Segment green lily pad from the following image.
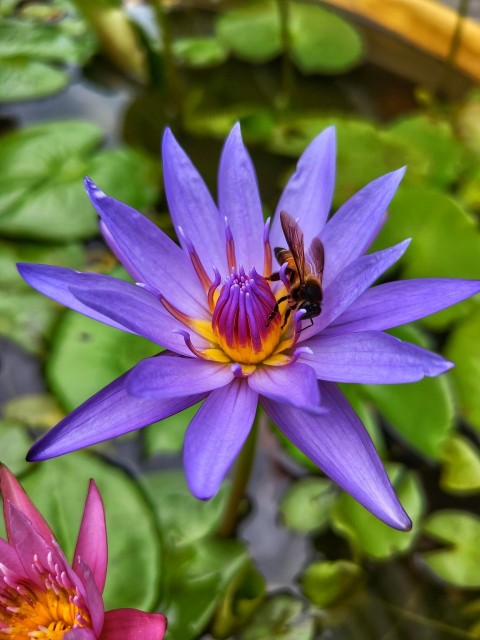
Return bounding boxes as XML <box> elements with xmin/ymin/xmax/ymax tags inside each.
<box><xmin>361</xmin><ymin>326</ymin><xmax>455</xmax><ymax>460</ymax></box>
<box><xmin>373</xmin><ymin>186</ymin><xmax>480</xmax><ymax>328</ymax></box>
<box><xmin>0</xmin><ymin>289</ymin><xmax>58</xmax><ymax>354</ymax></box>
<box><xmin>143</xmin><ymin>469</ymin><xmax>228</xmax><ymax>546</ymax></box>
<box><xmin>242</xmin><ymin>594</ymin><xmax>315</xmax><ymax>640</ymax></box>
<box><xmin>440</xmin><ymin>434</ymin><xmax>480</xmax><ymax>493</ymax></box>
<box><xmin>47</xmin><ymin>308</ymin><xmax>159</xmax><ymax>411</ymax></box>
<box><xmin>211</xmin><ymin>562</ymin><xmax>266</xmax><ymax>638</ymax></box>
<box><xmin>144</xmin><ymin>470</ymin><xmax>249</xmax><ymax>639</ymax></box>
<box><xmin>279</xmin><ymin>477</ymin><xmax>337</xmax><ymax>534</ymax></box>
<box><xmin>0</xmin><ymin>121</ymin><xmax>160</xmax><ymax>241</ymax></box>
<box><xmin>388</xmin><ymin>115</ymin><xmax>465</xmax><ymax>189</ymax></box>
<box><xmin>3</xmin><ymin>393</ymin><xmax>64</xmax><ymax>430</ymax></box>
<box><xmin>421</xmin><ymin>511</ymin><xmax>480</xmax><ymax>588</ymax></box>
<box><xmin>216</xmin><ymin>0</ymin><xmax>362</xmax><ymax>75</ymax></box>
<box><xmin>301</xmin><ymin>560</ymin><xmax>363</xmax><ymax>608</ymax></box>
<box><xmin>331</xmin><ymin>464</ymin><xmax>424</xmax><ymax>559</ymax></box>
<box><xmin>444</xmin><ymin>308</ymin><xmax>480</xmax><ymax>431</ymax></box>
<box><xmin>0</xmin><ymin>420</ymin><xmax>32</xmax><ymax>475</ymax></box>
<box><xmin>0</xmin><ymin>11</ymin><xmax>96</xmax><ymax>101</ymax></box>
<box><xmin>216</xmin><ymin>0</ymin><xmax>281</xmax><ymax>64</ymax></box>
<box><xmin>173</xmin><ymin>36</ymin><xmax>229</xmax><ymax>68</ymax></box>
<box><xmin>21</xmin><ymin>452</ymin><xmax>162</xmax><ymax>609</ymax></box>
<box><xmin>143</xmin><ymin>402</ymin><xmax>200</xmax><ymax>456</ymax></box>
<box><xmin>289</xmin><ymin>3</ymin><xmax>363</xmax><ymax>75</ymax></box>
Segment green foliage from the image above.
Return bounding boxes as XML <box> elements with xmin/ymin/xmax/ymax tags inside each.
<box><xmin>144</xmin><ymin>471</ymin><xmax>253</xmax><ymax>639</ymax></box>
<box><xmin>241</xmin><ymin>594</ymin><xmax>315</xmax><ymax>639</ymax></box>
<box><xmin>0</xmin><ymin>3</ymin><xmax>96</xmax><ymax>101</ymax></box>
<box><xmin>0</xmin><ymin>121</ymin><xmax>160</xmax><ymax>241</ymax></box>
<box><xmin>440</xmin><ymin>434</ymin><xmax>480</xmax><ymax>494</ymax></box>
<box><xmin>301</xmin><ymin>560</ymin><xmax>363</xmax><ymax>608</ymax></box>
<box><xmin>47</xmin><ymin>308</ymin><xmax>159</xmax><ymax>411</ymax></box>
<box><xmin>331</xmin><ymin>465</ymin><xmax>424</xmax><ymax>559</ymax></box>
<box><xmin>173</xmin><ymin>37</ymin><xmax>229</xmax><ymax>68</ymax></box>
<box><xmin>362</xmin><ymin>325</ymin><xmax>455</xmax><ymax>459</ymax></box>
<box><xmin>22</xmin><ymin>453</ymin><xmax>161</xmax><ymax>609</ymax></box>
<box><xmin>0</xmin><ymin>420</ymin><xmax>32</xmax><ymax>475</ymax></box>
<box><xmin>216</xmin><ymin>0</ymin><xmax>362</xmax><ymax>74</ymax></box>
<box><xmin>444</xmin><ymin>308</ymin><xmax>480</xmax><ymax>431</ymax></box>
<box><xmin>279</xmin><ymin>477</ymin><xmax>337</xmax><ymax>534</ymax></box>
<box><xmin>421</xmin><ymin>511</ymin><xmax>480</xmax><ymax>588</ymax></box>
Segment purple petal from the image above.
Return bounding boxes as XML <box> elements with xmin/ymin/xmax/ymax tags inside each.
<box><xmin>84</xmin><ymin>177</ymin><xmax>207</xmax><ymax>315</ymax></box>
<box><xmin>127</xmin><ymin>355</ymin><xmax>233</xmax><ymax>398</ymax></box>
<box><xmin>262</xmin><ymin>382</ymin><xmax>411</xmax><ymax>530</ymax></box>
<box><xmin>248</xmin><ymin>362</ymin><xmax>322</xmax><ymax>411</ymax></box>
<box><xmin>100</xmin><ymin>609</ymin><xmax>167</xmax><ymax>640</ymax></box>
<box><xmin>271</xmin><ymin>127</ymin><xmax>336</xmax><ymax>248</ymax></box>
<box><xmin>218</xmin><ymin>124</ymin><xmax>264</xmax><ymax>270</ymax></box>
<box><xmin>300</xmin><ymin>331</ymin><xmax>453</xmax><ymax>383</ymax></box>
<box><xmin>184</xmin><ymin>380</ymin><xmax>257</xmax><ymax>499</ymax></box>
<box><xmin>27</xmin><ymin>371</ymin><xmax>206</xmax><ymax>461</ymax></box>
<box><xmin>17</xmin><ymin>264</ymin><xmax>133</xmax><ymax>333</ymax></box>
<box><xmin>321</xmin><ymin>168</ymin><xmax>405</xmax><ymax>287</ymax></box>
<box><xmin>68</xmin><ymin>278</ymin><xmax>209</xmax><ymax>354</ymax></box>
<box><xmin>73</xmin><ymin>480</ymin><xmax>107</xmax><ymax>595</ymax></box>
<box><xmin>162</xmin><ymin>129</ymin><xmax>226</xmax><ymax>274</ymax></box>
<box><xmin>301</xmin><ymin>239</ymin><xmax>411</xmax><ymax>342</ymax></box>
<box><xmin>328</xmin><ymin>278</ymin><xmax>480</xmax><ymax>334</ymax></box>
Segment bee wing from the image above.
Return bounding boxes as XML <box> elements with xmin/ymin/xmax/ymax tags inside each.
<box><xmin>280</xmin><ymin>210</ymin><xmax>306</xmax><ymax>280</ymax></box>
<box><xmin>308</xmin><ymin>236</ymin><xmax>325</xmax><ymax>286</ymax></box>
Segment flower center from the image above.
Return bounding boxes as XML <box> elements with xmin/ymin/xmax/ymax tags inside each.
<box><xmin>211</xmin><ymin>267</ymin><xmax>281</xmax><ymax>364</ymax></box>
<box><xmin>0</xmin><ymin>561</ymin><xmax>91</xmax><ymax>640</ymax></box>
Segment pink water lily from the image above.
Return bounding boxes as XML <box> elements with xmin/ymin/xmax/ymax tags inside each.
<box><xmin>0</xmin><ymin>465</ymin><xmax>166</xmax><ymax>639</ymax></box>
<box><xmin>18</xmin><ymin>125</ymin><xmax>480</xmax><ymax>531</ymax></box>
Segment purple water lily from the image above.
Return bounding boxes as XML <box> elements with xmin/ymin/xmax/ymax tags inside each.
<box><xmin>19</xmin><ymin>125</ymin><xmax>480</xmax><ymax>530</ymax></box>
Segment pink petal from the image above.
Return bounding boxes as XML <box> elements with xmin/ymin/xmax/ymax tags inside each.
<box><xmin>75</xmin><ymin>557</ymin><xmax>105</xmax><ymax>637</ymax></box>
<box><xmin>0</xmin><ymin>465</ymin><xmax>53</xmax><ymax>545</ymax></box>
<box><xmin>100</xmin><ymin>608</ymin><xmax>167</xmax><ymax>640</ymax></box>
<box><xmin>73</xmin><ymin>480</ymin><xmax>108</xmax><ymax>595</ymax></box>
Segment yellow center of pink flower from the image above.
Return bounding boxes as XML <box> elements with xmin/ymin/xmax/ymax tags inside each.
<box><xmin>0</xmin><ymin>560</ymin><xmax>91</xmax><ymax>640</ymax></box>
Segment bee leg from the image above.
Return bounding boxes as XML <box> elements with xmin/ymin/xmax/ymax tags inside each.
<box><xmin>281</xmin><ymin>304</ymin><xmax>297</xmax><ymax>329</ymax></box>
<box><xmin>266</xmin><ymin>272</ymin><xmax>281</xmax><ymax>282</ymax></box>
<box><xmin>266</xmin><ymin>295</ymin><xmax>289</xmax><ymax>327</ymax></box>
<box><xmin>297</xmin><ymin>317</ymin><xmax>314</xmax><ymax>334</ymax></box>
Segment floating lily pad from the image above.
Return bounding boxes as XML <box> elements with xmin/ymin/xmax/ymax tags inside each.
<box><xmin>173</xmin><ymin>36</ymin><xmax>229</xmax><ymax>68</ymax></box>
<box><xmin>144</xmin><ymin>470</ymin><xmax>249</xmax><ymax>640</ymax></box>
<box><xmin>362</xmin><ymin>326</ymin><xmax>455</xmax><ymax>460</ymax></box>
<box><xmin>289</xmin><ymin>3</ymin><xmax>363</xmax><ymax>75</ymax></box>
<box><xmin>144</xmin><ymin>402</ymin><xmax>200</xmax><ymax>456</ymax></box>
<box><xmin>0</xmin><ymin>121</ymin><xmax>160</xmax><ymax>241</ymax></box>
<box><xmin>3</xmin><ymin>393</ymin><xmax>64</xmax><ymax>430</ymax></box>
<box><xmin>374</xmin><ymin>186</ymin><xmax>480</xmax><ymax>328</ymax></box>
<box><xmin>47</xmin><ymin>308</ymin><xmax>159</xmax><ymax>411</ymax></box>
<box><xmin>301</xmin><ymin>560</ymin><xmax>363</xmax><ymax>608</ymax></box>
<box><xmin>0</xmin><ymin>420</ymin><xmax>32</xmax><ymax>475</ymax></box>
<box><xmin>21</xmin><ymin>452</ymin><xmax>162</xmax><ymax>609</ymax></box>
<box><xmin>279</xmin><ymin>477</ymin><xmax>337</xmax><ymax>534</ymax></box>
<box><xmin>331</xmin><ymin>464</ymin><xmax>424</xmax><ymax>559</ymax></box>
<box><xmin>0</xmin><ymin>289</ymin><xmax>58</xmax><ymax>354</ymax></box>
<box><xmin>216</xmin><ymin>1</ymin><xmax>281</xmax><ymax>64</ymax></box>
<box><xmin>440</xmin><ymin>434</ymin><xmax>480</xmax><ymax>493</ymax></box>
<box><xmin>444</xmin><ymin>308</ymin><xmax>480</xmax><ymax>431</ymax></box>
<box><xmin>216</xmin><ymin>0</ymin><xmax>362</xmax><ymax>75</ymax></box>
<box><xmin>242</xmin><ymin>594</ymin><xmax>315</xmax><ymax>640</ymax></box>
<box><xmin>421</xmin><ymin>511</ymin><xmax>480</xmax><ymax>588</ymax></box>
<box><xmin>0</xmin><ymin>9</ymin><xmax>96</xmax><ymax>101</ymax></box>
<box><xmin>388</xmin><ymin>115</ymin><xmax>465</xmax><ymax>189</ymax></box>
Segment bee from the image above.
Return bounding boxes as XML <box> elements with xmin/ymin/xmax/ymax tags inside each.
<box><xmin>267</xmin><ymin>210</ymin><xmax>325</xmax><ymax>330</ymax></box>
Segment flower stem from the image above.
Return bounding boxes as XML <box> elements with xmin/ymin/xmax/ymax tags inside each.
<box><xmin>276</xmin><ymin>0</ymin><xmax>294</xmax><ymax>107</ymax></box>
<box><xmin>218</xmin><ymin>416</ymin><xmax>259</xmax><ymax>538</ymax></box>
